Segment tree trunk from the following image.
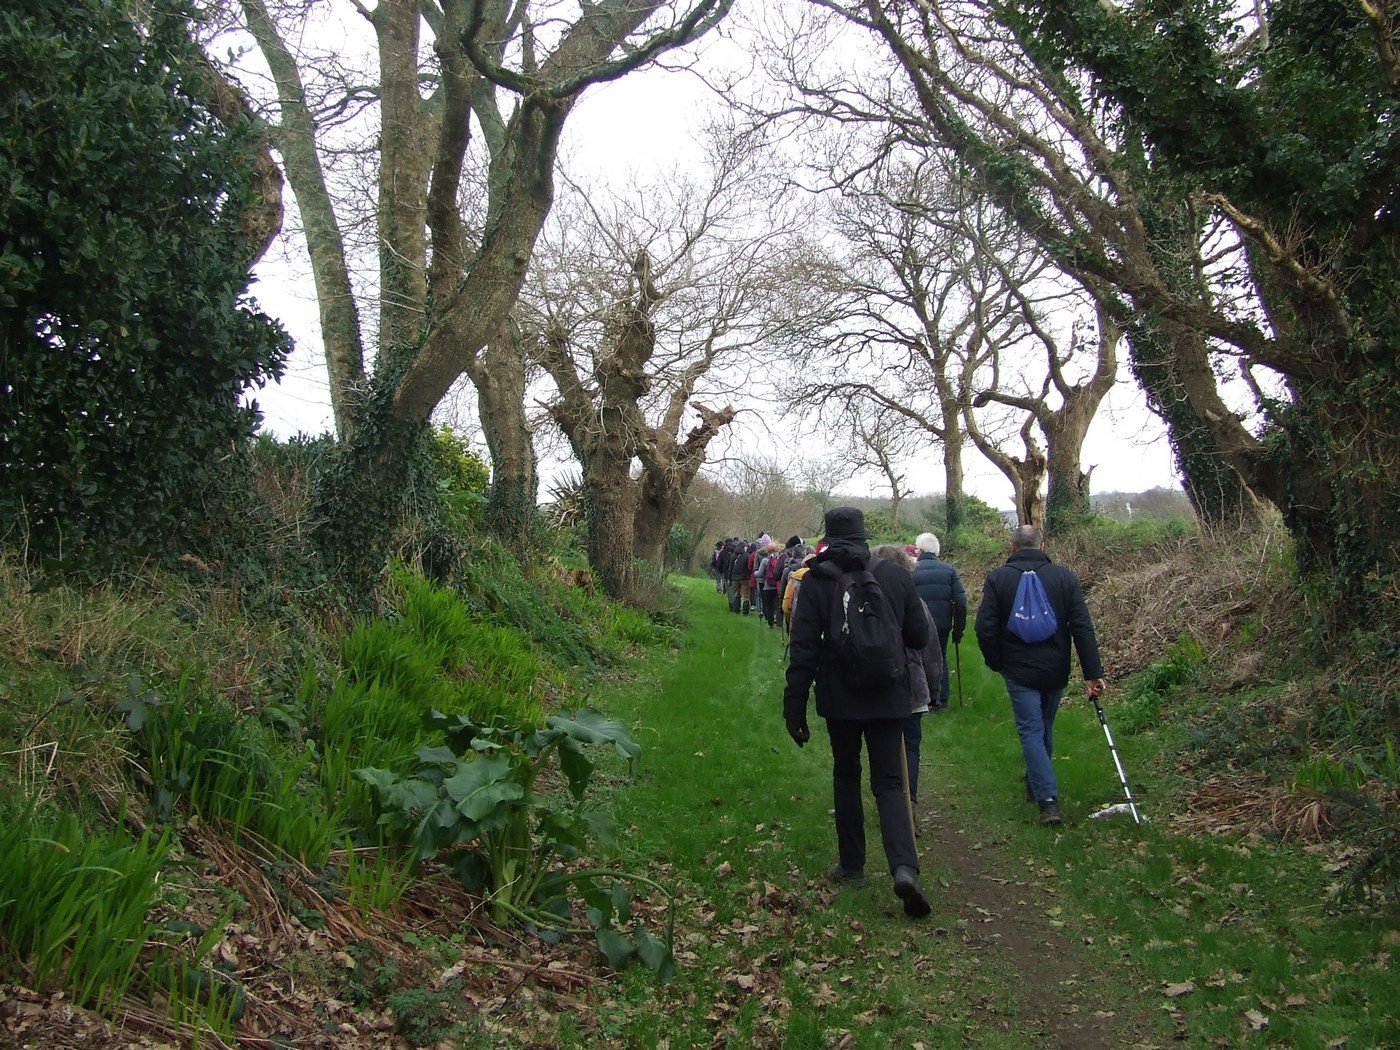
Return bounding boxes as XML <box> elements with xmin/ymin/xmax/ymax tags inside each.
<box><xmin>633</xmin><ymin>404</ymin><xmax>737</xmax><ymax>562</ymax></box>
<box><xmin>475</xmin><ymin>322</ymin><xmax>537</xmax><ymax>546</ymax></box>
<box><xmin>374</xmin><ymin>0</ymin><xmax>433</xmax><ymax>361</ymax></box>
<box><xmin>942</xmin><ymin>417</ymin><xmax>967</xmax><ymax>532</ymax></box>
<box><xmin>1042</xmin><ymin>398</ymin><xmax>1098</xmax><ymax>534</ymax></box>
<box><xmin>1125</xmin><ymin>316</ymin><xmax>1260</xmax><ymax>528</ymax></box>
<box><xmin>585</xmin><ymin>459</ymin><xmax>639</xmax><ymax>600</ymax></box>
<box><xmin>240</xmin><ymin>0</ymin><xmax>364</xmax><ymax>439</ymax></box>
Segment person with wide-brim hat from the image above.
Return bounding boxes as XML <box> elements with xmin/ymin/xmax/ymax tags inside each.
<box><xmin>781</xmin><ymin>506</ymin><xmax>934</xmax><ymax>918</ymax></box>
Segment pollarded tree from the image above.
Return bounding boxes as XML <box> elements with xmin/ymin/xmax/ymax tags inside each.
<box><xmin>234</xmin><ymin>0</ymin><xmax>732</xmax><ymax>580</ymax></box>
<box><xmin>1</xmin><ymin>0</ymin><xmax>291</xmax><ymax>561</ymax></box>
<box><xmin>972</xmin><ymin>289</ymin><xmax>1120</xmax><ymax>534</ymax></box>
<box><xmin>529</xmin><ymin>135</ymin><xmax>808</xmax><ymax>597</ymax></box>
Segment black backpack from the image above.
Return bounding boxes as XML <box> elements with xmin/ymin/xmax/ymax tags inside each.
<box><xmin>827</xmin><ymin>559</ymin><xmax>907</xmax><ymax>689</ymax></box>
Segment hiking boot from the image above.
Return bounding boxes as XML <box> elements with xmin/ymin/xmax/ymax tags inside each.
<box><xmin>827</xmin><ymin>862</ymin><xmax>866</xmax><ymax>884</ymax></box>
<box><xmin>1038</xmin><ymin>800</ymin><xmax>1062</xmax><ymax>825</ymax></box>
<box><xmin>892</xmin><ymin>865</ymin><xmax>930</xmax><ymax>918</ymax></box>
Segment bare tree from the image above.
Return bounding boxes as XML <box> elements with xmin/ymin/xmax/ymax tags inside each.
<box><xmin>231</xmin><ymin>0</ymin><xmax>734</xmax><ymax>575</ymax></box>
<box><xmin>527</xmin><ymin>133</ymin><xmax>807</xmax><ymax>597</ymax></box>
<box><xmin>972</xmin><ymin>287</ymin><xmax>1120</xmax><ymax>533</ymax></box>
<box><xmin>759</xmin><ymin>0</ymin><xmax>1265</xmax><ymax>531</ymax></box>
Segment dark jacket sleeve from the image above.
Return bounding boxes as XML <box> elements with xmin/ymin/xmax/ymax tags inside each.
<box><xmin>783</xmin><ymin>568</ymin><xmax>827</xmax><ymax>722</ymax></box>
<box><xmin>1062</xmin><ymin>572</ymin><xmax>1105</xmax><ymax>680</ymax></box>
<box><xmin>884</xmin><ymin>561</ymin><xmax>931</xmax><ymax>653</ymax></box>
<box><xmin>951</xmin><ymin>570</ymin><xmax>968</xmax><ymax>637</ymax></box>
<box><xmin>974</xmin><ymin>571</ymin><xmax>1005</xmax><ymax>672</ymax></box>
<box><xmin>918</xmin><ymin>602</ymin><xmax>944</xmax><ymax>689</ymax></box>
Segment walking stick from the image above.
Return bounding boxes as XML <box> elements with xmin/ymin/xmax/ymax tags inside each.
<box><xmin>898</xmin><ymin>745</ymin><xmax>920</xmax><ymax>851</ymax></box>
<box><xmin>954</xmin><ymin>638</ymin><xmax>964</xmax><ymax>706</ymax></box>
<box><xmin>1091</xmin><ymin>694</ymin><xmax>1142</xmax><ymax>825</ymax></box>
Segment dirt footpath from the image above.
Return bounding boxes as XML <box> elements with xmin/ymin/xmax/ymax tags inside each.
<box><xmin>914</xmin><ymin>803</ymin><xmax>1170</xmax><ymax>1050</ymax></box>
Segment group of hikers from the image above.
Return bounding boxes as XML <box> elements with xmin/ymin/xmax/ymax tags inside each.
<box><xmin>716</xmin><ymin>506</ymin><xmax>1105</xmax><ymax>920</ymax></box>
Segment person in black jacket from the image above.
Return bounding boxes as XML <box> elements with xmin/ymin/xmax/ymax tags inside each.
<box><xmin>783</xmin><ymin>507</ymin><xmax>933</xmax><ymax>917</ymax></box>
<box><xmin>975</xmin><ymin>525</ymin><xmax>1106</xmax><ymax>825</ymax></box>
<box><xmin>911</xmin><ymin>531</ymin><xmax>968</xmax><ymax>710</ymax></box>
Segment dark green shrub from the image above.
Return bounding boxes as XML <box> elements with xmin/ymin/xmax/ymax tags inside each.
<box><xmin>0</xmin><ymin>0</ymin><xmax>290</xmax><ymax>563</ymax></box>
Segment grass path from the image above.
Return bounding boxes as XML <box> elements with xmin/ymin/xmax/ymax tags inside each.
<box><xmin>586</xmin><ymin>577</ymin><xmax>1171</xmax><ymax>1049</ymax></box>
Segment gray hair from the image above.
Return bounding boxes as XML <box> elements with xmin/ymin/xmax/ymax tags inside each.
<box><xmin>873</xmin><ymin>543</ymin><xmax>915</xmax><ymax>572</ymax></box>
<box><xmin>1011</xmin><ymin>525</ymin><xmax>1044</xmax><ymax>550</ymax></box>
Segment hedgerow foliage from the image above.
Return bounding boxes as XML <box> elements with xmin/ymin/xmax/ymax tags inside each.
<box><xmin>0</xmin><ymin>0</ymin><xmax>290</xmax><ymax>562</ymax></box>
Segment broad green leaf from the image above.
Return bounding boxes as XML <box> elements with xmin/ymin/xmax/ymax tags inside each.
<box><xmin>414</xmin><ymin>745</ymin><xmax>457</xmax><ymax>766</ymax></box>
<box><xmin>595</xmin><ymin>927</ymin><xmax>635</xmax><ymax>970</ymax></box>
<box><xmin>557</xmin><ymin>738</ymin><xmax>593</xmax><ymax>801</ymax></box>
<box><xmin>443</xmin><ymin>755</ymin><xmax>523</xmax><ymax>821</ymax></box>
<box><xmin>633</xmin><ymin>927</ymin><xmax>676</xmax><ymax>983</ymax></box>
<box><xmin>548</xmin><ymin>708</ymin><xmax>641</xmax><ymax>770</ymax></box>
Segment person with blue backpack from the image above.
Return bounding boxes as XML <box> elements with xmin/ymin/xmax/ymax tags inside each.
<box><xmin>782</xmin><ymin>506</ymin><xmax>934</xmax><ymax>918</ymax></box>
<box><xmin>974</xmin><ymin>524</ymin><xmax>1106</xmax><ymax>826</ymax></box>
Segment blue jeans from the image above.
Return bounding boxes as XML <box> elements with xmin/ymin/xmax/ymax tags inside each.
<box><xmin>1004</xmin><ymin>675</ymin><xmax>1063</xmax><ymax>803</ymax></box>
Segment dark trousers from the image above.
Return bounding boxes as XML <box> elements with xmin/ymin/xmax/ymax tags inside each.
<box><xmin>934</xmin><ymin>627</ymin><xmax>952</xmax><ymax>707</ymax></box>
<box><xmin>901</xmin><ymin>712</ymin><xmax>923</xmax><ymax>801</ymax></box>
<box><xmin>826</xmin><ymin>717</ymin><xmax>918</xmax><ymax>875</ymax></box>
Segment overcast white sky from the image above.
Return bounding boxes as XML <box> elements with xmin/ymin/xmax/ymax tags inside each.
<box><xmin>245</xmin><ymin>18</ymin><xmax>1182</xmax><ymax>510</ymax></box>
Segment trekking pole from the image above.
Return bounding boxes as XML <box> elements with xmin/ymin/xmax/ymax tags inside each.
<box><xmin>1091</xmin><ymin>693</ymin><xmax>1142</xmax><ymax>825</ymax></box>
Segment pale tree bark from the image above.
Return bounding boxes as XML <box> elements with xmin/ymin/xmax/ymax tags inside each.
<box><xmin>240</xmin><ymin>0</ymin><xmax>365</xmax><ymax>440</ymax></box>
<box><xmin>973</xmin><ymin>295</ymin><xmax>1120</xmax><ymax>535</ymax></box>
<box><xmin>235</xmin><ymin>0</ymin><xmax>733</xmax><ymax>575</ymax></box>
<box><xmin>793</xmin><ymin>0</ymin><xmax>1279</xmax><ymax>528</ymax></box>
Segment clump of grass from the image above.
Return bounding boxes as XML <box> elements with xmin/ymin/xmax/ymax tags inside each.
<box><xmin>0</xmin><ymin>806</ymin><xmax>169</xmax><ymax>1010</ymax></box>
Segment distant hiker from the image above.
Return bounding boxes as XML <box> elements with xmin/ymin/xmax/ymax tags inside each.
<box><xmin>874</xmin><ymin>544</ymin><xmax>943</xmax><ymax>827</ymax></box>
<box><xmin>726</xmin><ymin>538</ymin><xmax>754</xmax><ymax>615</ymax></box>
<box><xmin>781</xmin><ymin>543</ymin><xmax>814</xmax><ymax>635</ymax></box>
<box><xmin>721</xmin><ymin>537</ymin><xmax>747</xmax><ymax>613</ymax></box>
<box><xmin>711</xmin><ymin>539</ymin><xmax>726</xmax><ymax>593</ymax></box>
<box><xmin>755</xmin><ymin>542</ymin><xmax>783</xmax><ymax>628</ymax></box>
<box><xmin>974</xmin><ymin>525</ymin><xmax>1106</xmax><ymax>826</ymax></box>
<box><xmin>911</xmin><ymin>532</ymin><xmax>968</xmax><ymax>711</ymax></box>
<box><xmin>783</xmin><ymin>507</ymin><xmax>933</xmax><ymax>918</ymax></box>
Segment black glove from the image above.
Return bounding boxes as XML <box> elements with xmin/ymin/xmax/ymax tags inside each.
<box><xmin>786</xmin><ymin>718</ymin><xmax>810</xmax><ymax>747</ymax></box>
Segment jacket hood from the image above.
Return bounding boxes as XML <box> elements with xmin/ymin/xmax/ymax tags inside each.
<box><xmin>813</xmin><ymin>536</ymin><xmax>870</xmax><ymax>572</ymax></box>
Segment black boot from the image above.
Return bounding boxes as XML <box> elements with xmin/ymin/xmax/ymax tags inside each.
<box><xmin>892</xmin><ymin>866</ymin><xmax>930</xmax><ymax>918</ymax></box>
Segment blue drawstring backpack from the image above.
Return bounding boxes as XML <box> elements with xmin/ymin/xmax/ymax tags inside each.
<box><xmin>1007</xmin><ymin>569</ymin><xmax>1058</xmax><ymax>643</ymax></box>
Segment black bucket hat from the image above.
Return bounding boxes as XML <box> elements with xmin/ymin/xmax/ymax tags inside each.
<box><xmin>822</xmin><ymin>506</ymin><xmax>867</xmax><ymax>541</ymax></box>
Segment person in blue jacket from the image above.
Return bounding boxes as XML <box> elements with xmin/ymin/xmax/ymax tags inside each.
<box><xmin>911</xmin><ymin>531</ymin><xmax>967</xmax><ymax>710</ymax></box>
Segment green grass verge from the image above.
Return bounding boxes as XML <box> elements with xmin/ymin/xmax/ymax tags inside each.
<box><xmin>582</xmin><ymin>576</ymin><xmax>1397</xmax><ymax>1050</ymax></box>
